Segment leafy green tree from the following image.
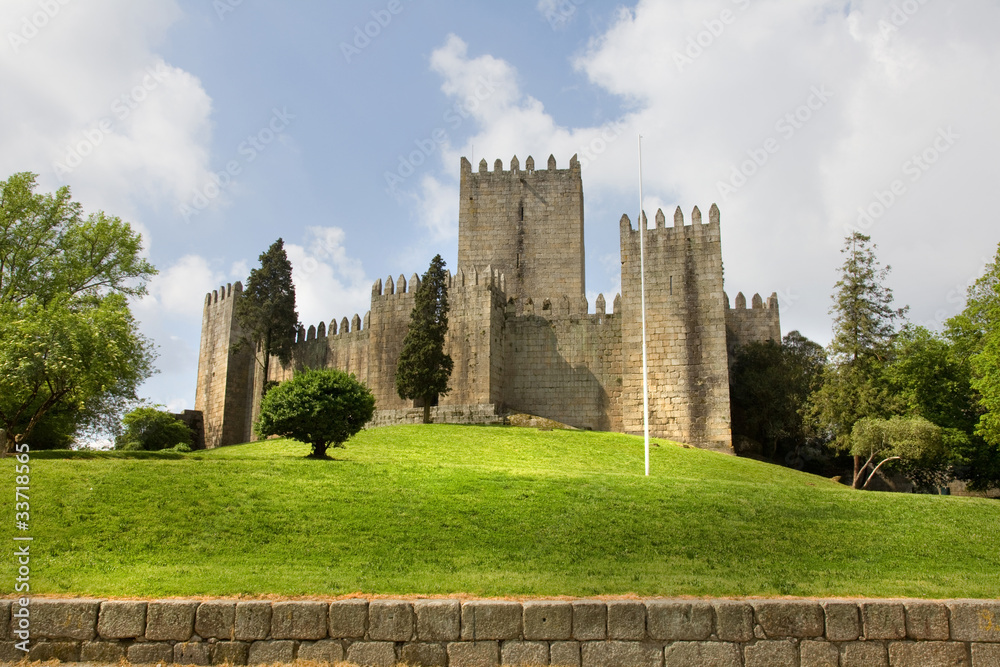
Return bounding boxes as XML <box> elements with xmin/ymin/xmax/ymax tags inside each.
<box><xmin>233</xmin><ymin>238</ymin><xmax>299</xmax><ymax>396</ymax></box>
<box><xmin>945</xmin><ymin>242</ymin><xmax>1000</xmax><ymax>489</ymax></box>
<box><xmin>730</xmin><ymin>331</ymin><xmax>826</xmax><ymax>461</ymax></box>
<box><xmin>255</xmin><ymin>369</ymin><xmax>375</xmax><ymax>458</ymax></box>
<box><xmin>115</xmin><ymin>406</ymin><xmax>194</xmax><ymax>452</ymax></box>
<box><xmin>0</xmin><ymin>172</ymin><xmax>156</xmax><ymax>453</ymax></box>
<box><xmin>395</xmin><ymin>254</ymin><xmax>454</xmax><ymax>424</ymax></box>
<box><xmin>850</xmin><ymin>416</ymin><xmax>944</xmax><ymax>489</ymax></box>
<box><xmin>808</xmin><ymin>232</ymin><xmax>907</xmax><ymax>486</ymax></box>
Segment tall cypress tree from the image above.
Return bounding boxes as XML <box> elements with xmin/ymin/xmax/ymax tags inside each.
<box><xmin>234</xmin><ymin>238</ymin><xmax>299</xmax><ymax>395</ymax></box>
<box><xmin>395</xmin><ymin>255</ymin><xmax>453</xmax><ymax>424</ymax></box>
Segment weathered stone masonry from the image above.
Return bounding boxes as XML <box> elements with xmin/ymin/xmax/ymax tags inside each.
<box><xmin>195</xmin><ymin>155</ymin><xmax>781</xmax><ymax>452</ymax></box>
<box><xmin>5</xmin><ymin>597</ymin><xmax>1000</xmax><ymax>666</ymax></box>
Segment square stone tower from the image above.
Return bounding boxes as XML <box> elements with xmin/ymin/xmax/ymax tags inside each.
<box><xmin>458</xmin><ymin>154</ymin><xmax>585</xmax><ymax>306</ymax></box>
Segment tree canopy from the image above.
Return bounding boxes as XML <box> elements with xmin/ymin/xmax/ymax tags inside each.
<box><xmin>255</xmin><ymin>369</ymin><xmax>375</xmax><ymax>458</ymax></box>
<box><xmin>233</xmin><ymin>238</ymin><xmax>299</xmax><ymax>395</ymax></box>
<box><xmin>395</xmin><ymin>254</ymin><xmax>453</xmax><ymax>424</ymax></box>
<box><xmin>0</xmin><ymin>172</ymin><xmax>156</xmax><ymax>453</ymax></box>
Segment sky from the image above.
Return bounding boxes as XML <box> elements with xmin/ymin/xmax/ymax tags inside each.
<box><xmin>2</xmin><ymin>0</ymin><xmax>998</xmax><ymax>413</ymax></box>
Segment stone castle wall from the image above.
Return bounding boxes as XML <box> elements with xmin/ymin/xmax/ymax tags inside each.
<box><xmin>8</xmin><ymin>597</ymin><xmax>999</xmax><ymax>666</ymax></box>
<box><xmin>194</xmin><ymin>155</ymin><xmax>781</xmax><ymax>450</ymax></box>
<box><xmin>619</xmin><ymin>206</ymin><xmax>733</xmax><ymax>451</ymax></box>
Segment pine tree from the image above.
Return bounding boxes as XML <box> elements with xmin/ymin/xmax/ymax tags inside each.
<box><xmin>395</xmin><ymin>255</ymin><xmax>454</xmax><ymax>424</ymax></box>
<box><xmin>808</xmin><ymin>232</ymin><xmax>907</xmax><ymax>486</ymax></box>
<box><xmin>233</xmin><ymin>238</ymin><xmax>299</xmax><ymax>396</ymax></box>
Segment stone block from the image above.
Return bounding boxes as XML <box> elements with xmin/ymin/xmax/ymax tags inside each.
<box><xmin>271</xmin><ymin>600</ymin><xmax>328</xmax><ymax>640</ymax></box>
<box><xmin>248</xmin><ymin>639</ymin><xmax>296</xmax><ymax>664</ymax></box>
<box><xmin>950</xmin><ymin>602</ymin><xmax>1000</xmax><ymax>642</ymax></box>
<box><xmin>861</xmin><ymin>601</ymin><xmax>906</xmax><ymax>639</ymax></box>
<box><xmin>841</xmin><ymin>640</ymin><xmax>888</xmax><ymax>667</ymax></box>
<box><xmin>906</xmin><ymin>601</ymin><xmax>951</xmax><ymax>641</ymax></box>
<box><xmin>501</xmin><ymin>639</ymin><xmax>548</xmax><ymax>665</ymax></box>
<box><xmin>551</xmin><ymin>640</ymin><xmax>581</xmax><ymax>666</ymax></box>
<box><xmin>664</xmin><ymin>640</ymin><xmax>738</xmax><ymax>667</ymax></box>
<box><xmin>800</xmin><ymin>640</ymin><xmax>838</xmax><ymax>667</ymax></box>
<box><xmin>415</xmin><ymin>599</ymin><xmax>461</xmax><ymax>641</ymax></box>
<box><xmin>607</xmin><ymin>601</ymin><xmax>646</xmax><ymax>640</ymax></box>
<box><xmin>128</xmin><ymin>641</ymin><xmax>175</xmax><ymax>664</ymax></box>
<box><xmin>448</xmin><ymin>640</ymin><xmax>500</xmax><ymax>667</ymax></box>
<box><xmin>400</xmin><ymin>641</ymin><xmax>448</xmax><ymax>666</ymax></box>
<box><xmin>146</xmin><ymin>600</ymin><xmax>198</xmax><ymax>641</ymax></box>
<box><xmin>572</xmin><ymin>601</ymin><xmax>607</xmax><ymax>641</ymax></box>
<box><xmin>235</xmin><ymin>601</ymin><xmax>271</xmax><ymax>641</ymax></box>
<box><xmin>98</xmin><ymin>600</ymin><xmax>146</xmax><ymax>639</ymax></box>
<box><xmin>824</xmin><ymin>601</ymin><xmax>860</xmax><ymax>641</ymax></box>
<box><xmin>212</xmin><ymin>641</ymin><xmax>250</xmax><ymax>665</ymax></box>
<box><xmin>175</xmin><ymin>641</ymin><xmax>212</xmax><ymax>665</ymax></box>
<box><xmin>461</xmin><ymin>601</ymin><xmax>522</xmax><ymax>641</ymax></box>
<box><xmin>753</xmin><ymin>600</ymin><xmax>824</xmax><ymax>638</ymax></box>
<box><xmin>523</xmin><ymin>601</ymin><xmax>573</xmax><ymax>640</ymax></box>
<box><xmin>889</xmin><ymin>640</ymin><xmax>969</xmax><ymax>666</ymax></box>
<box><xmin>28</xmin><ymin>640</ymin><xmax>80</xmax><ymax>662</ymax></box>
<box><xmin>347</xmin><ymin>640</ymin><xmax>397</xmax><ymax>666</ymax></box>
<box><xmin>646</xmin><ymin>601</ymin><xmax>712</xmax><ymax>641</ymax></box>
<box><xmin>713</xmin><ymin>601</ymin><xmax>753</xmax><ymax>642</ymax></box>
<box><xmin>80</xmin><ymin>640</ymin><xmax>126</xmax><ymax>663</ymax></box>
<box><xmin>298</xmin><ymin>638</ymin><xmax>345</xmax><ymax>663</ymax></box>
<box><xmin>330</xmin><ymin>599</ymin><xmax>368</xmax><ymax>639</ymax></box>
<box><xmin>744</xmin><ymin>639</ymin><xmax>799</xmax><ymax>667</ymax></box>
<box><xmin>195</xmin><ymin>600</ymin><xmax>236</xmax><ymax>640</ymax></box>
<box><xmin>369</xmin><ymin>599</ymin><xmax>414</xmax><ymax>641</ymax></box>
<box><xmin>972</xmin><ymin>643</ymin><xmax>1000</xmax><ymax>667</ymax></box>
<box><xmin>0</xmin><ymin>641</ymin><xmax>24</xmax><ymax>664</ymax></box>
<box><xmin>30</xmin><ymin>598</ymin><xmax>100</xmax><ymax>640</ymax></box>
<box><xmin>0</xmin><ymin>601</ymin><xmax>10</xmax><ymax>641</ymax></box>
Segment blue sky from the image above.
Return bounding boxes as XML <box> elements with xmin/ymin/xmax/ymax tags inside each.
<box><xmin>3</xmin><ymin>0</ymin><xmax>999</xmax><ymax>413</ymax></box>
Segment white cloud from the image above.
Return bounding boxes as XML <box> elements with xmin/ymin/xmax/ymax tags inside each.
<box><xmin>285</xmin><ymin>226</ymin><xmax>373</xmax><ymax>330</ymax></box>
<box><xmin>141</xmin><ymin>254</ymin><xmax>225</xmax><ymax>319</ymax></box>
<box><xmin>0</xmin><ymin>0</ymin><xmax>214</xmax><ymax>245</ymax></box>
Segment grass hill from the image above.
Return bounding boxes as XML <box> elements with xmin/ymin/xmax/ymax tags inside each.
<box><xmin>5</xmin><ymin>425</ymin><xmax>999</xmax><ymax>599</ymax></box>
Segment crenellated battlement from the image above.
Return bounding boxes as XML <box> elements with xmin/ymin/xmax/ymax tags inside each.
<box><xmin>460</xmin><ymin>153</ymin><xmax>581</xmax><ymax>177</ymax></box>
<box><xmin>725</xmin><ymin>291</ymin><xmax>779</xmax><ymax>311</ymax></box>
<box><xmin>619</xmin><ymin>204</ymin><xmax>721</xmax><ymax>243</ymax></box>
<box><xmin>203</xmin><ymin>281</ymin><xmax>243</xmax><ymax>308</ymax></box>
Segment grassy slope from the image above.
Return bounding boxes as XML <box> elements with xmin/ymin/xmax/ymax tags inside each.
<box><xmin>4</xmin><ymin>425</ymin><xmax>999</xmax><ymax>599</ymax></box>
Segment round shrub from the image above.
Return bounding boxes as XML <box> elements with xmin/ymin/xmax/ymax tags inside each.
<box><xmin>115</xmin><ymin>407</ymin><xmax>194</xmax><ymax>451</ymax></box>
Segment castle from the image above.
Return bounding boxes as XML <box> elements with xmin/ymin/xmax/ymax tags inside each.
<box><xmin>194</xmin><ymin>154</ymin><xmax>780</xmax><ymax>453</ymax></box>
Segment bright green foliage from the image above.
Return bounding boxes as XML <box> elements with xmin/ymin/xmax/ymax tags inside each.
<box><xmin>850</xmin><ymin>416</ymin><xmax>944</xmax><ymax>489</ymax></box>
<box><xmin>808</xmin><ymin>233</ymin><xmax>906</xmax><ymax>460</ymax></box>
<box><xmin>730</xmin><ymin>331</ymin><xmax>826</xmax><ymax>462</ymax></box>
<box><xmin>115</xmin><ymin>407</ymin><xmax>193</xmax><ymax>452</ymax></box>
<box><xmin>6</xmin><ymin>426</ymin><xmax>1000</xmax><ymax>598</ymax></box>
<box><xmin>233</xmin><ymin>238</ymin><xmax>299</xmax><ymax>394</ymax></box>
<box><xmin>395</xmin><ymin>254</ymin><xmax>453</xmax><ymax>423</ymax></box>
<box><xmin>255</xmin><ymin>369</ymin><xmax>375</xmax><ymax>458</ymax></box>
<box><xmin>0</xmin><ymin>172</ymin><xmax>156</xmax><ymax>452</ymax></box>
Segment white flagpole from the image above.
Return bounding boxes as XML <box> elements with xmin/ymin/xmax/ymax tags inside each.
<box><xmin>638</xmin><ymin>134</ymin><xmax>650</xmax><ymax>477</ymax></box>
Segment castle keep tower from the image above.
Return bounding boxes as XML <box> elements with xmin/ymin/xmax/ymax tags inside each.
<box><xmin>458</xmin><ymin>154</ymin><xmax>585</xmax><ymax>306</ymax></box>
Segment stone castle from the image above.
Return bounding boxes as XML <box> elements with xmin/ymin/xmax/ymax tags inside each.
<box><xmin>195</xmin><ymin>154</ymin><xmax>780</xmax><ymax>453</ymax></box>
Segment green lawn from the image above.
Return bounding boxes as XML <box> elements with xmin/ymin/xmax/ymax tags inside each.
<box><xmin>4</xmin><ymin>425</ymin><xmax>999</xmax><ymax>598</ymax></box>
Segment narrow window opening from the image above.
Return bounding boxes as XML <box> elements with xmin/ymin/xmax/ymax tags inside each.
<box><xmin>670</xmin><ymin>275</ymin><xmax>673</xmax><ymax>295</ymax></box>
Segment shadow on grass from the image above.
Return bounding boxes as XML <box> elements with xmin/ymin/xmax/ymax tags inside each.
<box><xmin>29</xmin><ymin>450</ymin><xmax>190</xmax><ymax>460</ymax></box>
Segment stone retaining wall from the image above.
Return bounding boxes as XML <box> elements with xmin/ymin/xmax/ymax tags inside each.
<box><xmin>3</xmin><ymin>598</ymin><xmax>1000</xmax><ymax>666</ymax></box>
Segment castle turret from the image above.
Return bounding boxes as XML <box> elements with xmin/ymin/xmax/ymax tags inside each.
<box><xmin>619</xmin><ymin>205</ymin><xmax>733</xmax><ymax>452</ymax></box>
<box><xmin>458</xmin><ymin>155</ymin><xmax>585</xmax><ymax>308</ymax></box>
<box><xmin>194</xmin><ymin>282</ymin><xmax>254</xmax><ymax>448</ymax></box>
